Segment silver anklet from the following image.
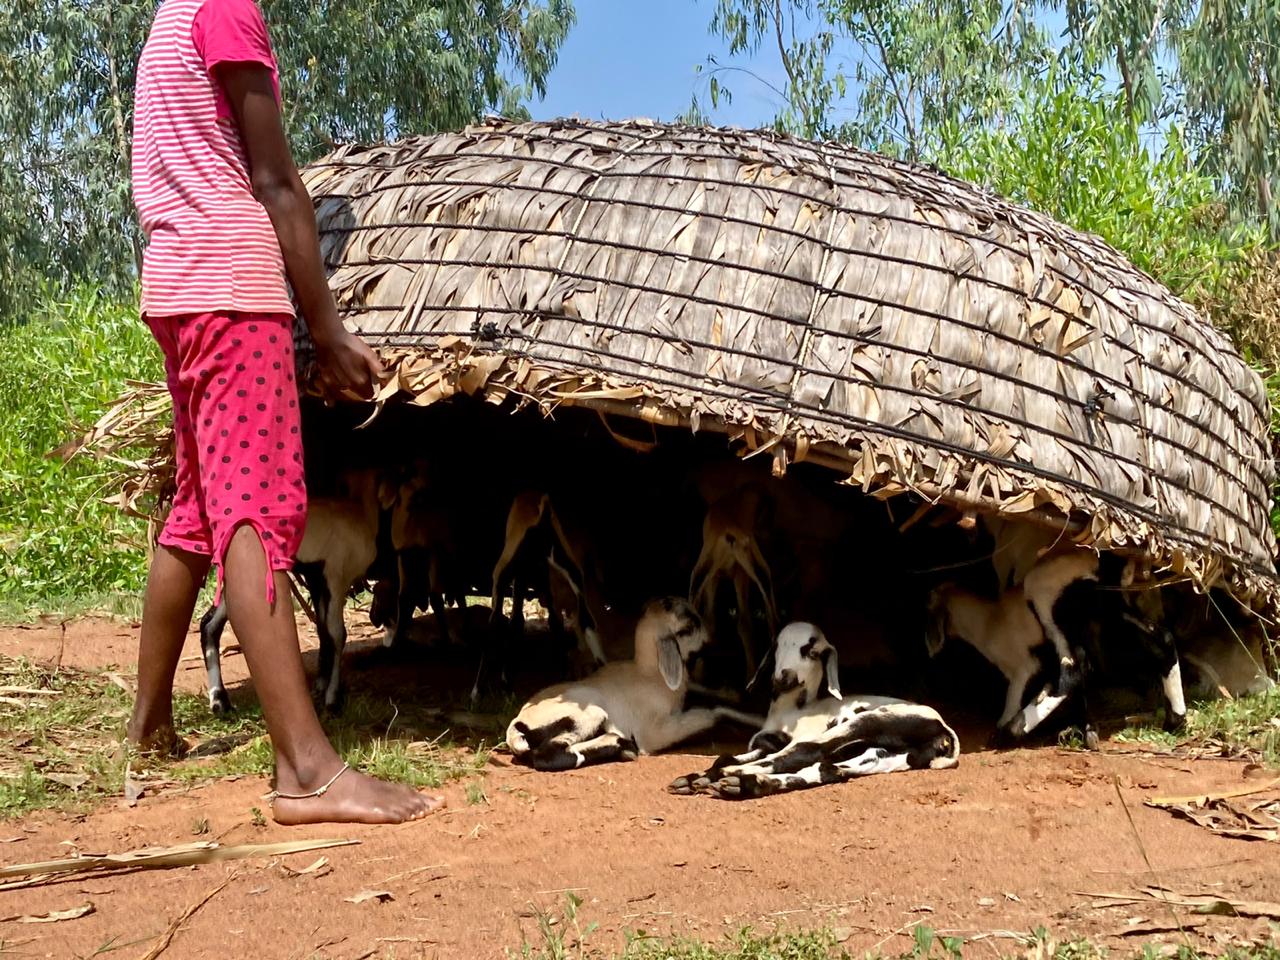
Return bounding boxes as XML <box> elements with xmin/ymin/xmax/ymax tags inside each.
<box><xmin>268</xmin><ymin>762</ymin><xmax>351</xmax><ymax>802</ymax></box>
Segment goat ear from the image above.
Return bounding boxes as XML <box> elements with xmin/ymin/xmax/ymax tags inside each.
<box><xmin>375</xmin><ymin>476</ymin><xmax>398</xmax><ymax>511</ymax></box>
<box><xmin>822</xmin><ymin>646</ymin><xmax>842</xmax><ymax>700</ymax></box>
<box><xmin>925</xmin><ymin>618</ymin><xmax>946</xmax><ymax>658</ymax></box>
<box><xmin>658</xmin><ymin>636</ymin><xmax>684</xmax><ymax>691</ymax></box>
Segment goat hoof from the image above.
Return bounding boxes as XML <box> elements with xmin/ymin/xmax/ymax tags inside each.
<box><xmin>697</xmin><ymin>775</ymin><xmax>739</xmax><ymax>798</ymax></box>
<box><xmin>1163</xmin><ymin>711</ymin><xmax>1187</xmax><ymax>734</ymax></box>
<box><xmin>321</xmin><ymin>689</ymin><xmax>346</xmax><ymax>716</ymax></box>
<box><xmin>991</xmin><ymin>726</ymin><xmax>1019</xmax><ymax>749</ymax></box>
<box><xmin>1084</xmin><ymin>728</ymin><xmax>1101</xmax><ymax>752</ymax></box>
<box><xmin>208</xmin><ymin>689</ymin><xmax>233</xmax><ymax>716</ymax></box>
<box><xmin>667</xmin><ymin>774</ymin><xmax>697</xmax><ymax>795</ymax></box>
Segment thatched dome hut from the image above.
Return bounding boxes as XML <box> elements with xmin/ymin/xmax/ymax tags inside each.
<box><xmin>294</xmin><ymin>116</ymin><xmax>1276</xmax><ymax>617</ymax></box>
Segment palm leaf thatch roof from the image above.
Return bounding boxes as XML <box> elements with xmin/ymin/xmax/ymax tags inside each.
<box><xmin>86</xmin><ymin>117</ymin><xmax>1279</xmax><ymax>613</ymax></box>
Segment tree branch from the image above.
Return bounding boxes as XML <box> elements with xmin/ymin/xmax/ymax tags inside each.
<box><xmin>102</xmin><ymin>5</ymin><xmax>140</xmax><ymax>272</ymax></box>
<box><xmin>863</xmin><ymin>9</ymin><xmax>919</xmax><ymax>158</ymax></box>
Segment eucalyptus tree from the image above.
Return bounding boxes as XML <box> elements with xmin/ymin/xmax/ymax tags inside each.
<box><xmin>695</xmin><ymin>0</ymin><xmax>1051</xmax><ymax>159</ymax></box>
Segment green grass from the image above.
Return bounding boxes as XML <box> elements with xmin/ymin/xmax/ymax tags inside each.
<box><xmin>0</xmin><ymin>654</ymin><xmax>490</xmax><ymax>819</ymax></box>
<box><xmin>513</xmin><ymin>906</ymin><xmax>1280</xmax><ymax>960</ymax></box>
<box><xmin>0</xmin><ymin>287</ymin><xmax>162</xmax><ymax>613</ymax></box>
<box><xmin>1116</xmin><ymin>687</ymin><xmax>1280</xmax><ymax>765</ymax></box>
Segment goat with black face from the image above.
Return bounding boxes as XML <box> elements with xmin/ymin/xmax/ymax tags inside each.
<box><xmin>670</xmin><ymin>623</ymin><xmax>960</xmax><ymax>799</ymax></box>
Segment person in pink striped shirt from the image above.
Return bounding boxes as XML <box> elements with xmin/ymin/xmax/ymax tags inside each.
<box><xmin>130</xmin><ymin>0</ymin><xmax>441</xmax><ymax>825</ymax></box>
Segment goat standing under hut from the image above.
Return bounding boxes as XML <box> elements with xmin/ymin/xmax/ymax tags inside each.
<box><xmin>927</xmin><ymin>550</ymin><xmax>1186</xmax><ymax>745</ymax></box>
<box><xmin>506</xmin><ymin>597</ymin><xmax>761</xmax><ymax>770</ymax></box>
<box><xmin>199</xmin><ymin>469</ymin><xmax>389</xmax><ymax>713</ymax></box>
<box><xmin>670</xmin><ymin>623</ymin><xmax>960</xmax><ymax>799</ymax></box>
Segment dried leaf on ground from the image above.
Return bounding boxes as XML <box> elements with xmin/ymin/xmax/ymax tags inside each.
<box><xmin>1105</xmin><ymin>886</ymin><xmax>1280</xmax><ymax>921</ymax></box>
<box><xmin>345</xmin><ymin>889</ymin><xmax>394</xmax><ymax>905</ymax></box>
<box><xmin>0</xmin><ymin>902</ymin><xmax>95</xmax><ymax>923</ymax></box>
<box><xmin>43</xmin><ymin>772</ymin><xmax>89</xmax><ymax>791</ymax></box>
<box><xmin>281</xmin><ymin>856</ymin><xmax>331</xmax><ymax>879</ymax></box>
<box><xmin>1112</xmin><ymin>918</ymin><xmax>1204</xmax><ymax>937</ymax></box>
<box><xmin>1145</xmin><ymin>781</ymin><xmax>1280</xmax><ymax>842</ymax></box>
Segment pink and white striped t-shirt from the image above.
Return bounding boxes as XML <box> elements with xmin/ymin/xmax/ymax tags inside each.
<box><xmin>132</xmin><ymin>0</ymin><xmax>294</xmax><ymax>318</ymax></box>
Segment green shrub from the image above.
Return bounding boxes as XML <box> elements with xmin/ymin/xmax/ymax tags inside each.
<box><xmin>0</xmin><ymin>287</ymin><xmax>161</xmax><ymax>613</ymax></box>
<box><xmin>933</xmin><ymin>67</ymin><xmax>1267</xmax><ymax>304</ymax></box>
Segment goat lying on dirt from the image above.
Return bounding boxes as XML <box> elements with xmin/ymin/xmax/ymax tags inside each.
<box><xmin>927</xmin><ymin>549</ymin><xmax>1186</xmax><ymax>746</ymax></box>
<box><xmin>506</xmin><ymin>597</ymin><xmax>761</xmax><ymax>770</ymax></box>
<box><xmin>199</xmin><ymin>469</ymin><xmax>387</xmax><ymax>713</ymax></box>
<box><xmin>669</xmin><ymin>623</ymin><xmax>961</xmax><ymax>799</ymax></box>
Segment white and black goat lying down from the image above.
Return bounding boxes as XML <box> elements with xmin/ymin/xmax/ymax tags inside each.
<box><xmin>199</xmin><ymin>470</ymin><xmax>388</xmax><ymax>713</ymax></box>
<box><xmin>927</xmin><ymin>549</ymin><xmax>1186</xmax><ymax>746</ymax></box>
<box><xmin>669</xmin><ymin>624</ymin><xmax>960</xmax><ymax>799</ymax></box>
<box><xmin>506</xmin><ymin>597</ymin><xmax>760</xmax><ymax>770</ymax></box>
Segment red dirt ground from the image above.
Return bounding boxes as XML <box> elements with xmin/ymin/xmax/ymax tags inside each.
<box><xmin>2</xmin><ymin>617</ymin><xmax>1278</xmax><ymax>960</ymax></box>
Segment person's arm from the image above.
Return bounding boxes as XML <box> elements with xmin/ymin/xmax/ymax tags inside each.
<box><xmin>218</xmin><ymin>63</ymin><xmax>383</xmax><ymax>400</ymax></box>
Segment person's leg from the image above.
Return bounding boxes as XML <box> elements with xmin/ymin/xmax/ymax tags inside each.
<box><xmin>222</xmin><ymin>526</ymin><xmax>442</xmax><ymax>824</ymax></box>
<box><xmin>195</xmin><ymin>312</ymin><xmax>441</xmax><ymax>824</ymax></box>
<box><xmin>130</xmin><ymin>314</ymin><xmax>216</xmax><ymax>753</ymax></box>
<box><xmin>128</xmin><ymin>545</ymin><xmax>211</xmax><ymax>751</ymax></box>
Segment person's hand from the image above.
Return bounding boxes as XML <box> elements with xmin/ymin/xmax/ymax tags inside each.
<box><xmin>312</xmin><ymin>325</ymin><xmax>385</xmax><ymax>401</ymax></box>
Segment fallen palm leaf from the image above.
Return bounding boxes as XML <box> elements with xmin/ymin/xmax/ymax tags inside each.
<box><xmin>1146</xmin><ymin>778</ymin><xmax>1280</xmax><ymax>807</ymax></box>
<box><xmin>1145</xmin><ymin>781</ymin><xmax>1280</xmax><ymax>842</ymax></box>
<box><xmin>139</xmin><ymin>871</ymin><xmax>236</xmax><ymax>960</ymax></box>
<box><xmin>1087</xmin><ymin>886</ymin><xmax>1280</xmax><ymax>921</ymax></box>
<box><xmin>280</xmin><ymin>856</ymin><xmax>331</xmax><ymax>878</ymax></box>
<box><xmin>1111</xmin><ymin>919</ymin><xmax>1204</xmax><ymax>937</ymax></box>
<box><xmin>42</xmin><ymin>772</ymin><xmax>89</xmax><ymax>792</ymax></box>
<box><xmin>0</xmin><ymin>902</ymin><xmax>94</xmax><ymax>923</ymax></box>
<box><xmin>345</xmin><ymin>889</ymin><xmax>394</xmax><ymax>904</ymax></box>
<box><xmin>0</xmin><ymin>838</ymin><xmax>358</xmax><ymax>880</ymax></box>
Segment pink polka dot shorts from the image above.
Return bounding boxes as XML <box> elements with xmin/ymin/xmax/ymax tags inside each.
<box><xmin>146</xmin><ymin>311</ymin><xmax>306</xmax><ymax>604</ymax></box>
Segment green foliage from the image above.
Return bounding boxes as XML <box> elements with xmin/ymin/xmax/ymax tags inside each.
<box><xmin>0</xmin><ymin>289</ymin><xmax>161</xmax><ymax>611</ymax></box>
<box><xmin>517</xmin><ymin>913</ymin><xmax>1280</xmax><ymax>960</ymax></box>
<box><xmin>932</xmin><ymin>63</ymin><xmax>1267</xmax><ymax>303</ymax></box>
<box><xmin>0</xmin><ymin>0</ymin><xmax>576</xmax><ymax>321</ymax></box>
<box><xmin>1063</xmin><ymin>0</ymin><xmax>1280</xmax><ymax>236</ymax></box>
<box><xmin>698</xmin><ymin>0</ymin><xmax>1051</xmax><ymax>157</ymax></box>
<box><xmin>0</xmin><ymin>653</ymin><xmax>489</xmax><ymax>818</ymax></box>
<box><xmin>700</xmin><ymin>1</ymin><xmax>1279</xmax><ymax>238</ymax></box>
<box><xmin>1118</xmin><ymin>686</ymin><xmax>1280</xmax><ymax>765</ymax></box>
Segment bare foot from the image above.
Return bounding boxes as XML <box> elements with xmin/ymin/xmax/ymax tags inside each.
<box><xmin>125</xmin><ymin>718</ymin><xmax>184</xmax><ymax>758</ymax></box>
<box><xmin>272</xmin><ymin>766</ymin><xmax>445</xmax><ymax>826</ymax></box>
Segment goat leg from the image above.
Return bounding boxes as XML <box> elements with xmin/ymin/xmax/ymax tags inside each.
<box><xmin>641</xmin><ymin>707</ymin><xmax>725</xmax><ymax>754</ymax></box>
<box><xmin>1028</xmin><ymin>594</ymin><xmax>1081</xmax><ymax>695</ymax></box>
<box><xmin>198</xmin><ymin>601</ymin><xmax>233</xmax><ymax>715</ymax></box>
<box><xmin>320</xmin><ymin>574</ymin><xmax>350</xmax><ymax>713</ymax></box>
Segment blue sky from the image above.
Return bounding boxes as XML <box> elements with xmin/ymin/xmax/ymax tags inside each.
<box><xmin>530</xmin><ymin>0</ymin><xmax>792</xmax><ymax>129</ymax></box>
<box><xmin>528</xmin><ymin>2</ymin><xmax>1081</xmax><ymax>133</ymax></box>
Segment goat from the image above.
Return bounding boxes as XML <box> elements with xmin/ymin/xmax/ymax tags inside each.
<box><xmin>927</xmin><ymin>550</ymin><xmax>1186</xmax><ymax>745</ymax></box>
<box><xmin>474</xmin><ymin>490</ymin><xmax>608</xmax><ymax>703</ymax></box>
<box><xmin>382</xmin><ymin>457</ymin><xmax>506</xmax><ymax>655</ymax></box>
<box><xmin>386</xmin><ymin>461</ymin><xmax>462</xmax><ymax>650</ymax></box>
<box><xmin>688</xmin><ymin>482</ymin><xmax>778</xmax><ymax>684</ymax></box>
<box><xmin>199</xmin><ymin>468</ymin><xmax>388</xmax><ymax>713</ymax></box>
<box><xmin>492</xmin><ymin>491</ymin><xmax>605</xmax><ymax>659</ymax></box>
<box><xmin>505</xmin><ymin>597</ymin><xmax>762</xmax><ymax>770</ymax></box>
<box><xmin>669</xmin><ymin>623</ymin><xmax>960</xmax><ymax>799</ymax></box>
